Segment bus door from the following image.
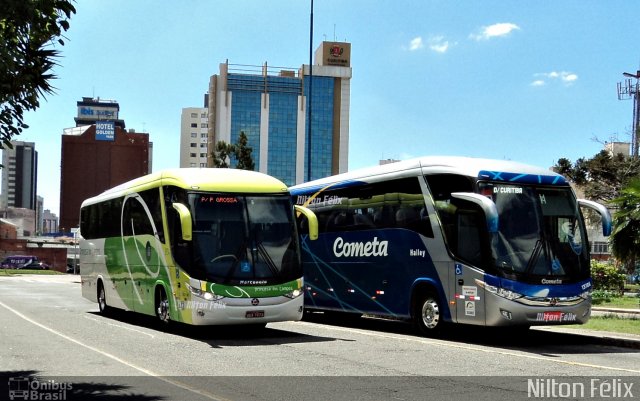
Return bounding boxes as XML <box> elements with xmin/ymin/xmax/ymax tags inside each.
<box><xmin>450</xmin><ymin>210</ymin><xmax>486</xmax><ymax>325</ymax></box>
<box><xmin>452</xmin><ymin>262</ymin><xmax>485</xmax><ymax>325</ymax></box>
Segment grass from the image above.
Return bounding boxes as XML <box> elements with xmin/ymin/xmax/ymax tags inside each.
<box><xmin>594</xmin><ymin>295</ymin><xmax>640</xmax><ymax>309</ymax></box>
<box><xmin>568</xmin><ymin>315</ymin><xmax>640</xmax><ymax>335</ymax></box>
<box><xmin>1</xmin><ymin>269</ymin><xmax>64</xmax><ymax>276</ymax></box>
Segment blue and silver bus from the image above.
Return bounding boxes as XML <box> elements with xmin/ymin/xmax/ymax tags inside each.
<box><xmin>290</xmin><ymin>156</ymin><xmax>611</xmax><ymax>335</ymax></box>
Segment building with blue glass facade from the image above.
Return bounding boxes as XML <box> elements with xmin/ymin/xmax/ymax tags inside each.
<box><xmin>193</xmin><ymin>41</ymin><xmax>351</xmax><ymax>186</ymax></box>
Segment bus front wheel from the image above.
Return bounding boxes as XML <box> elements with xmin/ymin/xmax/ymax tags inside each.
<box><xmin>413</xmin><ymin>291</ymin><xmax>443</xmax><ymax>336</ymax></box>
<box><xmin>97</xmin><ymin>281</ymin><xmax>110</xmax><ymax>315</ymax></box>
<box><xmin>155</xmin><ymin>286</ymin><xmax>170</xmax><ymax>325</ymax></box>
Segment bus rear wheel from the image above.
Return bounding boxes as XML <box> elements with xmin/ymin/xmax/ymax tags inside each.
<box><xmin>413</xmin><ymin>291</ymin><xmax>443</xmax><ymax>336</ymax></box>
<box><xmin>155</xmin><ymin>286</ymin><xmax>170</xmax><ymax>325</ymax></box>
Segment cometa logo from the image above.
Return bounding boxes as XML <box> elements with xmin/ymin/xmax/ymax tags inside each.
<box><xmin>333</xmin><ymin>237</ymin><xmax>388</xmax><ymax>258</ymax></box>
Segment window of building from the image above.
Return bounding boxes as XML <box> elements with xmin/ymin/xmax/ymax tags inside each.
<box><xmin>190</xmin><ymin>143</ymin><xmax>197</xmax><ymax>148</ymax></box>
<box><xmin>190</xmin><ymin>123</ymin><xmax>197</xmax><ymax>128</ymax></box>
<box><xmin>190</xmin><ymin>133</ymin><xmax>197</xmax><ymax>138</ymax></box>
<box><xmin>190</xmin><ymin>113</ymin><xmax>198</xmax><ymax>118</ymax></box>
<box><xmin>190</xmin><ymin>153</ymin><xmax>196</xmax><ymax>157</ymax></box>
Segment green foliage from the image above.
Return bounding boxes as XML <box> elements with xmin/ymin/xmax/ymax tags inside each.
<box><xmin>210</xmin><ymin>131</ymin><xmax>255</xmax><ymax>170</ymax></box>
<box><xmin>610</xmin><ymin>178</ymin><xmax>640</xmax><ymax>273</ymax></box>
<box><xmin>553</xmin><ymin>150</ymin><xmax>640</xmax><ymax>202</ymax></box>
<box><xmin>211</xmin><ymin>141</ymin><xmax>234</xmax><ymax>168</ymax></box>
<box><xmin>0</xmin><ymin>0</ymin><xmax>76</xmax><ymax>149</ymax></box>
<box><xmin>591</xmin><ymin>260</ymin><xmax>626</xmax><ymax>294</ymax></box>
<box><xmin>235</xmin><ymin>132</ymin><xmax>255</xmax><ymax>171</ymax></box>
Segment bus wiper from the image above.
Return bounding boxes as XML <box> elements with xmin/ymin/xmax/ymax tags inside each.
<box><xmin>257</xmin><ymin>241</ymin><xmax>279</xmax><ymax>276</ymax></box>
<box><xmin>524</xmin><ymin>239</ymin><xmax>543</xmax><ymax>275</ymax></box>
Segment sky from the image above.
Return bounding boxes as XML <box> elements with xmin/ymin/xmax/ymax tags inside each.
<box><xmin>13</xmin><ymin>0</ymin><xmax>640</xmax><ymax>216</ymax></box>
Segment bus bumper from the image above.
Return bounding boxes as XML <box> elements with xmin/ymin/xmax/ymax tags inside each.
<box><xmin>485</xmin><ymin>292</ymin><xmax>591</xmax><ymax>327</ymax></box>
<box><xmin>176</xmin><ymin>295</ymin><xmax>304</xmax><ymax>326</ymax></box>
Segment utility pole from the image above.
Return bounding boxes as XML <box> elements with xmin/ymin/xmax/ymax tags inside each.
<box><xmin>307</xmin><ymin>0</ymin><xmax>314</xmax><ymax>181</ymax></box>
<box><xmin>617</xmin><ymin>70</ymin><xmax>640</xmax><ymax>159</ymax></box>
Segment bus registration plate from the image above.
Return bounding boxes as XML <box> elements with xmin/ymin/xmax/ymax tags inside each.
<box><xmin>246</xmin><ymin>310</ymin><xmax>265</xmax><ymax>318</ymax></box>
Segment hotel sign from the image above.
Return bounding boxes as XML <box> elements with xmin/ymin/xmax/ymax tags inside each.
<box><xmin>95</xmin><ymin>121</ymin><xmax>115</xmax><ymax>141</ymax></box>
<box><xmin>77</xmin><ymin>105</ymin><xmax>118</xmax><ymax>120</ymax></box>
<box><xmin>319</xmin><ymin>41</ymin><xmax>351</xmax><ymax>67</ymax></box>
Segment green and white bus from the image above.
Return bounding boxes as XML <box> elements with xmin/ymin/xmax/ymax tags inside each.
<box><xmin>80</xmin><ymin>168</ymin><xmax>318</xmax><ymax>326</ymax></box>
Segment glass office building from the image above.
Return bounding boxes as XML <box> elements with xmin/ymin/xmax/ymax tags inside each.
<box><xmin>199</xmin><ymin>41</ymin><xmax>351</xmax><ymax>186</ymax></box>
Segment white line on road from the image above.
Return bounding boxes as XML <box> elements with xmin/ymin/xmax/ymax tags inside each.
<box><xmin>295</xmin><ymin>321</ymin><xmax>640</xmax><ymax>374</ymax></box>
<box><xmin>83</xmin><ymin>315</ymin><xmax>156</xmax><ymax>338</ymax></box>
<box><xmin>0</xmin><ymin>300</ymin><xmax>231</xmax><ymax>401</ymax></box>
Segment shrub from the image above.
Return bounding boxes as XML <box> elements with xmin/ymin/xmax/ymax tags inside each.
<box><xmin>591</xmin><ymin>260</ymin><xmax>626</xmax><ymax>295</ymax></box>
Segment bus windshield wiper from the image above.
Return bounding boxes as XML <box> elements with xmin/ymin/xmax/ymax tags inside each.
<box><xmin>257</xmin><ymin>241</ymin><xmax>279</xmax><ymax>276</ymax></box>
<box><xmin>524</xmin><ymin>239</ymin><xmax>543</xmax><ymax>275</ymax></box>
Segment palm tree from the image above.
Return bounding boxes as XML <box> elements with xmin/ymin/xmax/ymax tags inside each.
<box><xmin>610</xmin><ymin>178</ymin><xmax>640</xmax><ymax>273</ymax></box>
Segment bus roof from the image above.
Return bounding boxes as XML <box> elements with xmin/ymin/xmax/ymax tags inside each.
<box><xmin>82</xmin><ymin>168</ymin><xmax>289</xmax><ymax>207</ymax></box>
<box><xmin>291</xmin><ymin>156</ymin><xmax>566</xmax><ymax>193</ymax></box>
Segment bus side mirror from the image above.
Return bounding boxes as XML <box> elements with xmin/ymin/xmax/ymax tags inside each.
<box><xmin>172</xmin><ymin>203</ymin><xmax>193</xmax><ymax>241</ymax></box>
<box><xmin>451</xmin><ymin>192</ymin><xmax>499</xmax><ymax>233</ymax></box>
<box><xmin>577</xmin><ymin>199</ymin><xmax>612</xmax><ymax>237</ymax></box>
<box><xmin>294</xmin><ymin>205</ymin><xmax>319</xmax><ymax>241</ymax></box>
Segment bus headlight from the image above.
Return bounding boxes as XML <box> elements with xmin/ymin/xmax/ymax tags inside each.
<box><xmin>284</xmin><ymin>289</ymin><xmax>302</xmax><ymax>299</ymax></box>
<box><xmin>188</xmin><ymin>285</ymin><xmax>225</xmax><ymax>301</ymax></box>
<box><xmin>476</xmin><ymin>279</ymin><xmax>523</xmax><ymax>301</ymax></box>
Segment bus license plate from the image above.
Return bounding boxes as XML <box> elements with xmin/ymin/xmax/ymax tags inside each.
<box><xmin>246</xmin><ymin>310</ymin><xmax>264</xmax><ymax>318</ymax></box>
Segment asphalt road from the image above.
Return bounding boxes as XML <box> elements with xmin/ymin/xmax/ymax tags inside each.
<box><xmin>1</xmin><ymin>274</ymin><xmax>639</xmax><ymax>401</ymax></box>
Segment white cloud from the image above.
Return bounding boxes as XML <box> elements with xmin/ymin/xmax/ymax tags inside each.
<box><xmin>408</xmin><ymin>36</ymin><xmax>424</xmax><ymax>51</ymax></box>
<box><xmin>470</xmin><ymin>22</ymin><xmax>520</xmax><ymax>41</ymax></box>
<box><xmin>531</xmin><ymin>71</ymin><xmax>578</xmax><ymax>86</ymax></box>
<box><xmin>428</xmin><ymin>35</ymin><xmax>451</xmax><ymax>53</ymax></box>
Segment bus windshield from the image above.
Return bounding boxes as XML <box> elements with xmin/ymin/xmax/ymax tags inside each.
<box><xmin>187</xmin><ymin>193</ymin><xmax>301</xmax><ymax>285</ymax></box>
<box><xmin>480</xmin><ymin>183</ymin><xmax>590</xmax><ymax>282</ymax></box>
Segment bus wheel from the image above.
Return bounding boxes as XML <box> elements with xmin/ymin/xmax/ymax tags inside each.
<box><xmin>155</xmin><ymin>286</ymin><xmax>170</xmax><ymax>325</ymax></box>
<box><xmin>97</xmin><ymin>281</ymin><xmax>110</xmax><ymax>315</ymax></box>
<box><xmin>414</xmin><ymin>292</ymin><xmax>442</xmax><ymax>335</ymax></box>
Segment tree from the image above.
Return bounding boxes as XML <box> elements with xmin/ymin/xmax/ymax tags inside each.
<box><xmin>235</xmin><ymin>132</ymin><xmax>255</xmax><ymax>171</ymax></box>
<box><xmin>0</xmin><ymin>0</ymin><xmax>76</xmax><ymax>150</ymax></box>
<box><xmin>609</xmin><ymin>178</ymin><xmax>640</xmax><ymax>273</ymax></box>
<box><xmin>210</xmin><ymin>131</ymin><xmax>255</xmax><ymax>170</ymax></box>
<box><xmin>211</xmin><ymin>141</ymin><xmax>234</xmax><ymax>168</ymax></box>
<box><xmin>553</xmin><ymin>150</ymin><xmax>640</xmax><ymax>202</ymax></box>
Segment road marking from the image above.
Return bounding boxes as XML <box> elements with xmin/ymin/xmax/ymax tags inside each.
<box><xmin>83</xmin><ymin>315</ymin><xmax>156</xmax><ymax>338</ymax></box>
<box><xmin>295</xmin><ymin>321</ymin><xmax>640</xmax><ymax>374</ymax></box>
<box><xmin>0</xmin><ymin>300</ymin><xmax>231</xmax><ymax>401</ymax></box>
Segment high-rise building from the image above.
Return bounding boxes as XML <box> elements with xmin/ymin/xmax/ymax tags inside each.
<box><xmin>180</xmin><ymin>41</ymin><xmax>351</xmax><ymax>185</ymax></box>
<box><xmin>180</xmin><ymin>106</ymin><xmax>209</xmax><ymax>168</ymax></box>
<box><xmin>0</xmin><ymin>141</ymin><xmax>38</xmax><ymax>210</ymax></box>
<box><xmin>59</xmin><ymin>98</ymin><xmax>150</xmax><ymax>232</ymax></box>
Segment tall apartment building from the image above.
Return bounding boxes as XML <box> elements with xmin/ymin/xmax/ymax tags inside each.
<box><xmin>180</xmin><ymin>41</ymin><xmax>352</xmax><ymax>186</ymax></box>
<box><xmin>59</xmin><ymin>98</ymin><xmax>150</xmax><ymax>232</ymax></box>
<box><xmin>180</xmin><ymin>106</ymin><xmax>209</xmax><ymax>168</ymax></box>
<box><xmin>0</xmin><ymin>141</ymin><xmax>38</xmax><ymax>210</ymax></box>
